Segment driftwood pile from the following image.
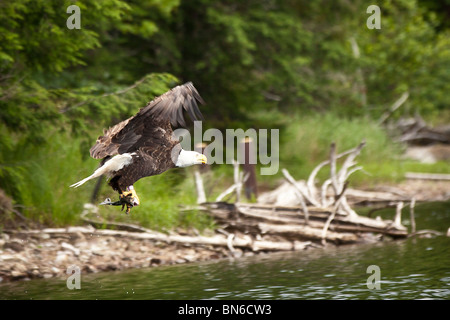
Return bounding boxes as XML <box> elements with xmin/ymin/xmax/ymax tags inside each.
<box><xmin>392</xmin><ymin>116</ymin><xmax>450</xmax><ymax>146</ymax></box>
<box><xmin>191</xmin><ymin>140</ymin><xmax>415</xmax><ymax>252</ymax></box>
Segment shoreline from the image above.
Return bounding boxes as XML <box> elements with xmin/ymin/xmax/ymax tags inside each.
<box><xmin>1</xmin><ymin>180</ymin><xmax>449</xmax><ymax>284</ymax></box>
<box><xmin>0</xmin><ymin>225</ymin><xmax>236</xmax><ymax>283</ymax></box>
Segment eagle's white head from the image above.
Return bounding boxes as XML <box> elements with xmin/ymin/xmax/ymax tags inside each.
<box><xmin>176</xmin><ymin>150</ymin><xmax>207</xmax><ymax>167</ymax></box>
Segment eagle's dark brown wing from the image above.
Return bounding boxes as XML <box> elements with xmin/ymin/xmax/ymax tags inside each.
<box><xmin>90</xmin><ymin>82</ymin><xmax>204</xmax><ymax>159</ymax></box>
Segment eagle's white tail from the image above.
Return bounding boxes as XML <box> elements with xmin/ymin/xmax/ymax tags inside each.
<box><xmin>70</xmin><ymin>169</ymin><xmax>103</xmax><ymax>188</ymax></box>
<box><xmin>70</xmin><ymin>153</ymin><xmax>135</xmax><ymax>188</ymax></box>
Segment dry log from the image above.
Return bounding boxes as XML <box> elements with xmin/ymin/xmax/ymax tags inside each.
<box><xmin>408</xmin><ymin>229</ymin><xmax>444</xmax><ymax>238</ymax></box>
<box><xmin>4</xmin><ymin>226</ymin><xmax>313</xmax><ymax>252</ymax></box>
<box><xmin>393</xmin><ymin>116</ymin><xmax>450</xmax><ymax>145</ymax></box>
<box><xmin>258</xmin><ymin>222</ymin><xmax>358</xmax><ymax>244</ymax></box>
<box><xmin>405</xmin><ymin>172</ymin><xmax>450</xmax><ymax>181</ymax></box>
<box><xmin>201</xmin><ymin>202</ymin><xmax>408</xmax><ymax>240</ymax></box>
<box><xmin>345</xmin><ymin>188</ymin><xmax>409</xmax><ymax>206</ymax></box>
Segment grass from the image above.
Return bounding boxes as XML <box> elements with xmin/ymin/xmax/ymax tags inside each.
<box><xmin>0</xmin><ymin>130</ymin><xmax>97</xmax><ymax>226</ymax></box>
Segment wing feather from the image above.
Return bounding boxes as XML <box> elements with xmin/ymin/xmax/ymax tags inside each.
<box><xmin>89</xmin><ymin>82</ymin><xmax>205</xmax><ymax>159</ymax></box>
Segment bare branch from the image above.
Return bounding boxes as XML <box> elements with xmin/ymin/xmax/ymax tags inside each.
<box><xmin>394</xmin><ymin>201</ymin><xmax>404</xmax><ymax>227</ymax></box>
<box><xmin>410</xmin><ymin>197</ymin><xmax>416</xmax><ymax>234</ymax></box>
<box><xmin>322</xmin><ymin>181</ymin><xmax>349</xmax><ymax>245</ymax></box>
<box><xmin>215</xmin><ymin>184</ymin><xmax>238</xmax><ymax>202</ymax></box>
<box><xmin>336</xmin><ymin>141</ymin><xmax>366</xmax><ymax>190</ymax></box>
<box><xmin>194</xmin><ymin>169</ymin><xmax>207</xmax><ymax>204</ymax></box>
<box><xmin>233</xmin><ymin>160</ymin><xmax>241</xmax><ymax>203</ymax></box>
<box><xmin>329</xmin><ymin>142</ymin><xmax>339</xmax><ymax>196</ymax></box>
<box><xmin>378</xmin><ymin>92</ymin><xmax>409</xmax><ymax>125</ymax></box>
<box><xmin>282</xmin><ymin>169</ymin><xmax>311</xmax><ymax>224</ymax></box>
<box><xmin>320</xmin><ymin>179</ymin><xmax>333</xmax><ymax>208</ymax></box>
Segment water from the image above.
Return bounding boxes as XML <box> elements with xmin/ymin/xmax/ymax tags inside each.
<box><xmin>1</xmin><ymin>202</ymin><xmax>449</xmax><ymax>300</ymax></box>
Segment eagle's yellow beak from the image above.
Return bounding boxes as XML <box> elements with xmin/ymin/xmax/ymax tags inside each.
<box><xmin>198</xmin><ymin>154</ymin><xmax>207</xmax><ymax>164</ymax></box>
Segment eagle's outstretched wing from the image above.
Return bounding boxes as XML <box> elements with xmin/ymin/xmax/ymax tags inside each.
<box><xmin>90</xmin><ymin>82</ymin><xmax>205</xmax><ymax>159</ymax></box>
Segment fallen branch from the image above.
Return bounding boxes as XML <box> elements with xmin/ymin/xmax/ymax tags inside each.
<box><xmin>282</xmin><ymin>169</ymin><xmax>311</xmax><ymax>224</ymax></box>
<box><xmin>322</xmin><ymin>182</ymin><xmax>349</xmax><ymax>245</ymax></box>
<box><xmin>330</xmin><ymin>142</ymin><xmax>339</xmax><ymax>195</ymax></box>
<box><xmin>258</xmin><ymin>222</ymin><xmax>358</xmax><ymax>244</ymax></box>
<box><xmin>215</xmin><ymin>172</ymin><xmax>249</xmax><ymax>202</ymax></box>
<box><xmin>282</xmin><ymin>168</ymin><xmax>319</xmax><ymax>207</ymax></box>
<box><xmin>408</xmin><ymin>229</ymin><xmax>444</xmax><ymax>238</ymax></box>
<box><xmin>202</xmin><ymin>202</ymin><xmax>408</xmax><ymax>239</ymax></box>
<box><xmin>215</xmin><ymin>184</ymin><xmax>238</xmax><ymax>202</ymax></box>
<box><xmin>378</xmin><ymin>92</ymin><xmax>409</xmax><ymax>125</ymax></box>
<box><xmin>4</xmin><ymin>226</ymin><xmax>314</xmax><ymax>252</ymax></box>
<box><xmin>405</xmin><ymin>172</ymin><xmax>450</xmax><ymax>181</ymax></box>
<box><xmin>393</xmin><ymin>115</ymin><xmax>450</xmax><ymax>145</ymax></box>
<box><xmin>410</xmin><ymin>197</ymin><xmax>416</xmax><ymax>234</ymax></box>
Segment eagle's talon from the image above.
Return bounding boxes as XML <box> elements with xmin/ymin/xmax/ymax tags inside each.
<box><xmin>120</xmin><ymin>188</ymin><xmax>140</xmax><ymax>207</ymax></box>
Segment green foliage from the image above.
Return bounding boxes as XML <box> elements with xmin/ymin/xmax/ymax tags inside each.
<box><xmin>356</xmin><ymin>0</ymin><xmax>450</xmax><ymax>118</ymax></box>
<box><xmin>0</xmin><ymin>130</ymin><xmax>93</xmax><ymax>226</ymax></box>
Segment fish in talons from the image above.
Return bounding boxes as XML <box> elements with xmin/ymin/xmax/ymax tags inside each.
<box><xmin>100</xmin><ymin>186</ymin><xmax>140</xmax><ymax>214</ymax></box>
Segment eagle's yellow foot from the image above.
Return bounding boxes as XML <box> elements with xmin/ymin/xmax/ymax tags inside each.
<box><xmin>119</xmin><ymin>188</ymin><xmax>140</xmax><ymax>214</ymax></box>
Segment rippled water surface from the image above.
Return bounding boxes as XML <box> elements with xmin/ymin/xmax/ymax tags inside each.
<box><xmin>1</xmin><ymin>202</ymin><xmax>449</xmax><ymax>300</ymax></box>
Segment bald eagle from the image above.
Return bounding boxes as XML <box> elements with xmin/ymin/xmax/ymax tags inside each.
<box><xmin>70</xmin><ymin>82</ymin><xmax>207</xmax><ymax>213</ymax></box>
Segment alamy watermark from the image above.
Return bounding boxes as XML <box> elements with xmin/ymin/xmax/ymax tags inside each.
<box><xmin>367</xmin><ymin>5</ymin><xmax>381</xmax><ymax>29</ymax></box>
<box><xmin>66</xmin><ymin>5</ymin><xmax>81</xmax><ymax>29</ymax></box>
<box><xmin>366</xmin><ymin>265</ymin><xmax>381</xmax><ymax>290</ymax></box>
<box><xmin>66</xmin><ymin>265</ymin><xmax>81</xmax><ymax>290</ymax></box>
<box><xmin>172</xmin><ymin>121</ymin><xmax>279</xmax><ymax>175</ymax></box>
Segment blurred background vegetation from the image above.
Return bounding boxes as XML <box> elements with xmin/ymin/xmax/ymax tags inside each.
<box><xmin>1</xmin><ymin>0</ymin><xmax>449</xmax><ymax>230</ymax></box>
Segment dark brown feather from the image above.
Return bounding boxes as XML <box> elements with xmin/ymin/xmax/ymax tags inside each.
<box><xmin>89</xmin><ymin>82</ymin><xmax>204</xmax><ymax>160</ymax></box>
<box><xmin>88</xmin><ymin>82</ymin><xmax>205</xmax><ymax>192</ymax></box>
